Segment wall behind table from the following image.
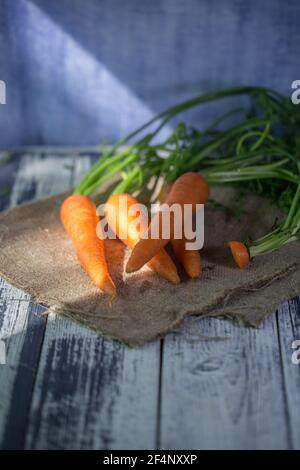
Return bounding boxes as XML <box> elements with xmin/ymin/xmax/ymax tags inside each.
<box><xmin>0</xmin><ymin>0</ymin><xmax>299</xmax><ymax>148</ymax></box>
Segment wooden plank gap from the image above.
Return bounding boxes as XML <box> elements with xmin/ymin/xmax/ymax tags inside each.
<box><xmin>275</xmin><ymin>310</ymin><xmax>293</xmax><ymax>449</ymax></box>
<box><xmin>155</xmin><ymin>339</ymin><xmax>164</xmax><ymax>449</ymax></box>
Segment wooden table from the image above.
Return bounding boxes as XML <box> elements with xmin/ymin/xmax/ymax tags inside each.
<box><xmin>0</xmin><ymin>150</ymin><xmax>299</xmax><ymax>450</ymax></box>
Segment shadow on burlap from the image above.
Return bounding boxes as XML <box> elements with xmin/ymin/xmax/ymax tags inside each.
<box><xmin>0</xmin><ymin>187</ymin><xmax>299</xmax><ymax>346</ymax></box>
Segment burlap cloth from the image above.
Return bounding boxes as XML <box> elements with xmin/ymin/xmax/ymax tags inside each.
<box><xmin>0</xmin><ymin>186</ymin><xmax>299</xmax><ymax>346</ymax></box>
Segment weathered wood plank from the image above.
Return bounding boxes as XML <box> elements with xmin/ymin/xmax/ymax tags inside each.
<box><xmin>0</xmin><ymin>294</ymin><xmax>46</xmax><ymax>449</ymax></box>
<box><xmin>159</xmin><ymin>314</ymin><xmax>291</xmax><ymax>450</ymax></box>
<box><xmin>276</xmin><ymin>296</ymin><xmax>300</xmax><ymax>449</ymax></box>
<box><xmin>25</xmin><ymin>155</ymin><xmax>161</xmax><ymax>450</ymax></box>
<box><xmin>0</xmin><ymin>152</ymin><xmax>45</xmax><ymax>449</ymax></box>
<box><xmin>0</xmin><ymin>153</ymin><xmax>74</xmax><ymax>449</ymax></box>
<box><xmin>25</xmin><ymin>313</ymin><xmax>160</xmax><ymax>449</ymax></box>
<box><xmin>0</xmin><ymin>152</ymin><xmax>20</xmax><ymax>211</ymax></box>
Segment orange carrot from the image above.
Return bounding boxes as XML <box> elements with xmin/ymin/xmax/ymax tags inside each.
<box><xmin>160</xmin><ymin>180</ymin><xmax>202</xmax><ymax>279</ymax></box>
<box><xmin>228</xmin><ymin>241</ymin><xmax>250</xmax><ymax>268</ymax></box>
<box><xmin>171</xmin><ymin>238</ymin><xmax>202</xmax><ymax>279</ymax></box>
<box><xmin>61</xmin><ymin>195</ymin><xmax>116</xmax><ymax>295</ymax></box>
<box><xmin>126</xmin><ymin>172</ymin><xmax>209</xmax><ymax>273</ymax></box>
<box><xmin>104</xmin><ymin>193</ymin><xmax>180</xmax><ymax>284</ymax></box>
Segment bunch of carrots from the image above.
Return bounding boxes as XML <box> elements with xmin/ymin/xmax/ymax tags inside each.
<box><xmin>60</xmin><ymin>85</ymin><xmax>300</xmax><ymax>294</ymax></box>
<box><xmin>60</xmin><ymin>171</ymin><xmax>234</xmax><ymax>295</ymax></box>
<box><xmin>74</xmin><ymin>87</ymin><xmax>300</xmax><ymax>258</ymax></box>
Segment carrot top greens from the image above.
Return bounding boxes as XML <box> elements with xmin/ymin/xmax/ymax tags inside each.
<box><xmin>74</xmin><ymin>86</ymin><xmax>300</xmax><ymax>258</ymax></box>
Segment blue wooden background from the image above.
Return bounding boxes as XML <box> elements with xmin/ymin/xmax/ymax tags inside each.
<box><xmin>0</xmin><ymin>0</ymin><xmax>300</xmax><ymax>148</ymax></box>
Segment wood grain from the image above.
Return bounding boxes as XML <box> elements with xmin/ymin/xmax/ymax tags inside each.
<box><xmin>159</xmin><ymin>314</ymin><xmax>292</xmax><ymax>450</ymax></box>
<box><xmin>0</xmin><ymin>280</ymin><xmax>46</xmax><ymax>449</ymax></box>
<box><xmin>0</xmin><ymin>152</ymin><xmax>74</xmax><ymax>448</ymax></box>
<box><xmin>276</xmin><ymin>297</ymin><xmax>300</xmax><ymax>449</ymax></box>
<box><xmin>25</xmin><ymin>313</ymin><xmax>160</xmax><ymax>449</ymax></box>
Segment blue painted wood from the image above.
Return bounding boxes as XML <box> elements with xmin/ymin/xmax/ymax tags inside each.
<box><xmin>25</xmin><ymin>313</ymin><xmax>161</xmax><ymax>450</ymax></box>
<box><xmin>276</xmin><ymin>297</ymin><xmax>300</xmax><ymax>449</ymax></box>
<box><xmin>0</xmin><ymin>302</ymin><xmax>46</xmax><ymax>449</ymax></box>
<box><xmin>0</xmin><ymin>152</ymin><xmax>75</xmax><ymax>449</ymax></box>
<box><xmin>159</xmin><ymin>313</ymin><xmax>294</xmax><ymax>450</ymax></box>
<box><xmin>0</xmin><ymin>152</ymin><xmax>20</xmax><ymax>211</ymax></box>
<box><xmin>0</xmin><ymin>151</ymin><xmax>47</xmax><ymax>449</ymax></box>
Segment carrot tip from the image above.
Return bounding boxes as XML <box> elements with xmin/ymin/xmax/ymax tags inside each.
<box><xmin>125</xmin><ymin>262</ymin><xmax>136</xmax><ymax>274</ymax></box>
<box><xmin>167</xmin><ymin>273</ymin><xmax>181</xmax><ymax>285</ymax></box>
<box><xmin>188</xmin><ymin>271</ymin><xmax>202</xmax><ymax>280</ymax></box>
<box><xmin>228</xmin><ymin>240</ymin><xmax>250</xmax><ymax>269</ymax></box>
<box><xmin>100</xmin><ymin>279</ymin><xmax>117</xmax><ymax>296</ymax></box>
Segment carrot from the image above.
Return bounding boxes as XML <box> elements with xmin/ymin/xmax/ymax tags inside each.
<box><xmin>160</xmin><ymin>179</ymin><xmax>202</xmax><ymax>279</ymax></box>
<box><xmin>126</xmin><ymin>172</ymin><xmax>209</xmax><ymax>273</ymax></box>
<box><xmin>228</xmin><ymin>241</ymin><xmax>250</xmax><ymax>268</ymax></box>
<box><xmin>104</xmin><ymin>193</ymin><xmax>180</xmax><ymax>284</ymax></box>
<box><xmin>60</xmin><ymin>195</ymin><xmax>116</xmax><ymax>295</ymax></box>
<box><xmin>171</xmin><ymin>238</ymin><xmax>202</xmax><ymax>279</ymax></box>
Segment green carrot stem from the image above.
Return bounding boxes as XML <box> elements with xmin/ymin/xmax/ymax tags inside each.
<box><xmin>74</xmin><ymin>146</ymin><xmax>134</xmax><ymax>195</ymax></box>
<box><xmin>282</xmin><ymin>178</ymin><xmax>300</xmax><ymax>230</ymax></box>
<box><xmin>82</xmin><ymin>153</ymin><xmax>139</xmax><ymax>196</ymax></box>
